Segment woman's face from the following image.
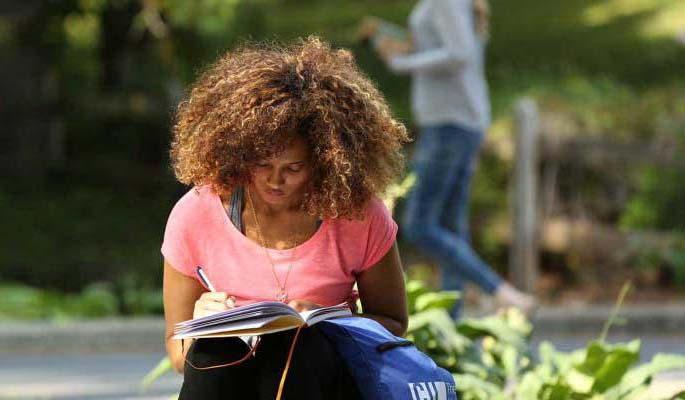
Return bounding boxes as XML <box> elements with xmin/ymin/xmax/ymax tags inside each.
<box><xmin>250</xmin><ymin>135</ymin><xmax>313</xmax><ymax>208</ymax></box>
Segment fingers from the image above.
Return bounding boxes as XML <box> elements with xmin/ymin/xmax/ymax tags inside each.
<box><xmin>199</xmin><ymin>292</ymin><xmax>236</xmax><ymax>307</ymax></box>
<box><xmin>194</xmin><ymin>308</ymin><xmax>220</xmax><ymax>319</ymax></box>
<box><xmin>287</xmin><ymin>299</ymin><xmax>323</xmax><ymax>312</ymax></box>
<box><xmin>200</xmin><ymin>292</ymin><xmax>227</xmax><ymax>302</ymax></box>
<box><xmin>287</xmin><ymin>300</ymin><xmax>301</xmax><ymax>311</ymax></box>
<box><xmin>193</xmin><ymin>292</ymin><xmax>237</xmax><ymax>319</ymax></box>
<box><xmin>203</xmin><ymin>301</ymin><xmax>228</xmax><ymax>311</ymax></box>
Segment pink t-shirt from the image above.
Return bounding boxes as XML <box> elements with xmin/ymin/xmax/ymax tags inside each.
<box><xmin>161</xmin><ymin>185</ymin><xmax>398</xmax><ymax>307</ymax></box>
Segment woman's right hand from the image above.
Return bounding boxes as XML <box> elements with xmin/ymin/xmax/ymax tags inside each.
<box><xmin>193</xmin><ymin>292</ymin><xmax>236</xmax><ymax>319</ymax></box>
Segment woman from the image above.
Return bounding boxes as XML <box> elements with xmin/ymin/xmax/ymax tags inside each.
<box><xmin>371</xmin><ymin>0</ymin><xmax>536</xmax><ymax>318</ymax></box>
<box><xmin>162</xmin><ymin>37</ymin><xmax>410</xmax><ymax>399</ymax></box>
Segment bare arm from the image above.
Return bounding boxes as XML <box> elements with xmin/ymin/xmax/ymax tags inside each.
<box><xmin>163</xmin><ymin>259</ymin><xmax>205</xmax><ymax>374</ymax></box>
<box><xmin>388</xmin><ymin>0</ymin><xmax>476</xmax><ymax>74</ymax></box>
<box><xmin>355</xmin><ymin>241</ymin><xmax>408</xmax><ymax>337</ymax></box>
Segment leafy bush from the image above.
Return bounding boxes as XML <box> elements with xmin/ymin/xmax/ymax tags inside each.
<box><xmin>622</xmin><ymin>166</ymin><xmax>685</xmax><ymax>233</ymax></box>
<box><xmin>0</xmin><ymin>280</ymin><xmax>163</xmax><ymax>320</ymax></box>
<box><xmin>405</xmin><ymin>280</ymin><xmax>685</xmax><ymax>399</ymax></box>
<box><xmin>0</xmin><ymin>282</ymin><xmax>118</xmax><ymax>320</ymax></box>
<box><xmin>620</xmin><ymin>140</ymin><xmax>685</xmax><ymax>287</ymax></box>
<box><xmin>0</xmin><ymin>186</ymin><xmax>171</xmax><ymax>292</ymax></box>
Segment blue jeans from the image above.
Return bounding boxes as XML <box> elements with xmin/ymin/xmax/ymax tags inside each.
<box><xmin>401</xmin><ymin>124</ymin><xmax>502</xmax><ymax>319</ymax></box>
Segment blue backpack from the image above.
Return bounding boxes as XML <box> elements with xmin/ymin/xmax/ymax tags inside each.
<box><xmin>318</xmin><ymin>316</ymin><xmax>458</xmax><ymax>400</ymax></box>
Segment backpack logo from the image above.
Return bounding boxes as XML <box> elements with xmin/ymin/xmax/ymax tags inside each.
<box><xmin>408</xmin><ymin>381</ymin><xmax>448</xmax><ymax>400</ymax></box>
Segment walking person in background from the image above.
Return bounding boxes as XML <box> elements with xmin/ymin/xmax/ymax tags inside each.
<box><xmin>363</xmin><ymin>0</ymin><xmax>537</xmax><ymax>318</ymax></box>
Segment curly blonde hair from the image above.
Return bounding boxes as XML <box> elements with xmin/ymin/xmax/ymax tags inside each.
<box><xmin>170</xmin><ymin>36</ymin><xmax>410</xmax><ymax>219</ymax></box>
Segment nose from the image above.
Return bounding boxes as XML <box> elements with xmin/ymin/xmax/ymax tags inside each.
<box><xmin>267</xmin><ymin>168</ymin><xmax>285</xmax><ymax>187</ymax></box>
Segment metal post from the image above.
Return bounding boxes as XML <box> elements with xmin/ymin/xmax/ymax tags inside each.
<box><xmin>510</xmin><ymin>98</ymin><xmax>539</xmax><ymax>292</ymax></box>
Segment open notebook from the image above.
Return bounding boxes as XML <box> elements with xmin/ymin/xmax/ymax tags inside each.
<box><xmin>172</xmin><ymin>301</ymin><xmax>352</xmax><ymax>340</ymax></box>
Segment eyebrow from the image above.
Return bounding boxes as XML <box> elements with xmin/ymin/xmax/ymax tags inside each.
<box><xmin>260</xmin><ymin>159</ymin><xmax>306</xmax><ymax>165</ymax></box>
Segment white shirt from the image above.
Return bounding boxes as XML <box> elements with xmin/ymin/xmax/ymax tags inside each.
<box><xmin>386</xmin><ymin>0</ymin><xmax>491</xmax><ymax>132</ymax></box>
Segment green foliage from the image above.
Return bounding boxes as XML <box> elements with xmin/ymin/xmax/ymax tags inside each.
<box><xmin>117</xmin><ymin>273</ymin><xmax>164</xmax><ymax>315</ymax></box>
<box><xmin>0</xmin><ymin>282</ymin><xmax>118</xmax><ymax>320</ymax></box>
<box><xmin>75</xmin><ymin>283</ymin><xmax>121</xmax><ymax>317</ymax></box>
<box><xmin>621</xmin><ymin>165</ymin><xmax>685</xmax><ymax>233</ymax></box>
<box><xmin>488</xmin><ymin>0</ymin><xmax>685</xmax><ymax>86</ymax></box>
<box><xmin>0</xmin><ymin>276</ymin><xmax>162</xmax><ymax>320</ymax></box>
<box><xmin>620</xmin><ymin>160</ymin><xmax>685</xmax><ymax>286</ymax></box>
<box><xmin>140</xmin><ymin>356</ymin><xmax>173</xmax><ymax>391</ymax></box>
<box><xmin>413</xmin><ymin>291</ymin><xmax>461</xmax><ymax>313</ymax></box>
<box><xmin>516</xmin><ymin>340</ymin><xmax>685</xmax><ymax>400</ymax></box>
<box><xmin>403</xmin><ymin>280</ymin><xmax>685</xmax><ymax>400</ymax></box>
<box><xmin>0</xmin><ymin>186</ymin><xmax>170</xmax><ymax>292</ymax></box>
<box><xmin>406</xmin><ymin>279</ymin><xmax>534</xmax><ymax>397</ymax></box>
<box><xmin>163</xmin><ymin>0</ymin><xmax>242</xmax><ymax>37</ymax></box>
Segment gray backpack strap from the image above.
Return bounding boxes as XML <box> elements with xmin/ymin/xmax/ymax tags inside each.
<box><xmin>228</xmin><ymin>186</ymin><xmax>244</xmax><ymax>233</ymax></box>
<box><xmin>228</xmin><ymin>186</ymin><xmax>323</xmax><ymax>234</ymax></box>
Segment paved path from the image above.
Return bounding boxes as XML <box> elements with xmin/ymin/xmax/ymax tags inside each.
<box><xmin>0</xmin><ymin>352</ymin><xmax>181</xmax><ymax>400</ymax></box>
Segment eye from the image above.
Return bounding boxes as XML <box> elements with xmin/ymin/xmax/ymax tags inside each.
<box><xmin>287</xmin><ymin>166</ymin><xmax>302</xmax><ymax>173</ymax></box>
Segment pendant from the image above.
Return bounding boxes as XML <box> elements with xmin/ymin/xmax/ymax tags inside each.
<box><xmin>277</xmin><ymin>290</ymin><xmax>288</xmax><ymax>303</ymax></box>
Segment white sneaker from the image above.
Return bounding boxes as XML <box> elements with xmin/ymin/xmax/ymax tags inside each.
<box><xmin>494</xmin><ymin>282</ymin><xmax>538</xmax><ymax>316</ymax></box>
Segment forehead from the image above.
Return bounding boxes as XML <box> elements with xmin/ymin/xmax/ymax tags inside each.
<box><xmin>268</xmin><ymin>135</ymin><xmax>310</xmax><ymax>161</ymax></box>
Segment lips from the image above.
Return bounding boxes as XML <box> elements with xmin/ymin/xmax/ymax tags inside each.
<box><xmin>265</xmin><ymin>188</ymin><xmax>285</xmax><ymax>197</ymax></box>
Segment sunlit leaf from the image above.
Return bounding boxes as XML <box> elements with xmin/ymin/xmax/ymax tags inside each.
<box><xmin>603</xmin><ymin>353</ymin><xmax>685</xmax><ymax>399</ymax></box>
<box><xmin>453</xmin><ymin>373</ymin><xmax>505</xmax><ymax>400</ymax></box>
<box><xmin>140</xmin><ymin>356</ymin><xmax>172</xmax><ymax>390</ymax></box>
<box><xmin>414</xmin><ymin>291</ymin><xmax>460</xmax><ymax>313</ymax></box>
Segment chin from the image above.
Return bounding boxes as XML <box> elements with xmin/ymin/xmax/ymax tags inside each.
<box><xmin>259</xmin><ymin>188</ymin><xmax>291</xmax><ymax>204</ymax></box>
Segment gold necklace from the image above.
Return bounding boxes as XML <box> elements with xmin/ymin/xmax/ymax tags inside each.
<box><xmin>246</xmin><ymin>188</ymin><xmax>296</xmax><ymax>303</ymax></box>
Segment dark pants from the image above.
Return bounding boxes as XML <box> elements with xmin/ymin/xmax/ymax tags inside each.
<box><xmin>179</xmin><ymin>326</ymin><xmax>362</xmax><ymax>399</ymax></box>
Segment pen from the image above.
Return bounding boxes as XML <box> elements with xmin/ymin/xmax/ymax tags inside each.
<box><xmin>197</xmin><ymin>266</ymin><xmax>248</xmax><ymax>345</ymax></box>
<box><xmin>196</xmin><ymin>266</ymin><xmax>216</xmax><ymax>292</ymax></box>
<box><xmin>197</xmin><ymin>266</ymin><xmax>236</xmax><ymax>308</ymax></box>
